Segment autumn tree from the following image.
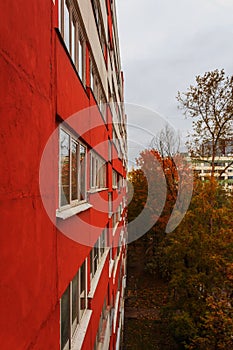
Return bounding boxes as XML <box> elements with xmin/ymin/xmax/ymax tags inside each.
<box><xmin>177</xmin><ymin>69</ymin><xmax>233</xmax><ymax>177</ymax></box>
<box><xmin>156</xmin><ymin>180</ymin><xmax>233</xmax><ymax>349</ymax></box>
<box><xmin>150</xmin><ymin>123</ymin><xmax>181</xmax><ymax>159</ymax></box>
<box><xmin>129</xmin><ymin>148</ymin><xmax>179</xmax><ymax>237</ymax></box>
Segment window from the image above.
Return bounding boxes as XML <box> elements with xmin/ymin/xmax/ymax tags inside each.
<box><xmin>90</xmin><ymin>228</ymin><xmax>107</xmax><ymax>279</ymax></box>
<box><xmin>89</xmin><ymin>56</ymin><xmax>107</xmax><ymax>121</ymax></box>
<box><xmin>90</xmin><ymin>59</ymin><xmax>94</xmax><ymax>91</ymax></box>
<box><xmin>71</xmin><ymin>19</ymin><xmax>76</xmax><ymax>62</ymax></box>
<box><xmin>64</xmin><ymin>1</ymin><xmax>70</xmax><ymax>51</ymax></box>
<box><xmin>78</xmin><ymin>36</ymin><xmax>84</xmax><ymax>80</ymax></box>
<box><xmin>99</xmin><ymin>92</ymin><xmax>107</xmax><ymax>121</ymax></box>
<box><xmin>58</xmin><ymin>0</ymin><xmax>86</xmax><ymax>83</ymax></box>
<box><xmin>90</xmin><ymin>152</ymin><xmax>107</xmax><ymax>189</ymax></box>
<box><xmin>112</xmin><ymin>170</ymin><xmax>117</xmax><ymax>189</ymax></box>
<box><xmin>118</xmin><ymin>175</ymin><xmax>123</xmax><ymax>191</ymax></box>
<box><xmin>108</xmin><ymin>192</ymin><xmax>112</xmax><ymax>218</ymax></box>
<box><xmin>60</xmin><ymin>260</ymin><xmax>88</xmax><ymax>350</ymax></box>
<box><xmin>91</xmin><ymin>0</ymin><xmax>107</xmax><ymax>56</ymax></box>
<box><xmin>59</xmin><ymin>128</ymin><xmax>87</xmax><ymax>208</ymax></box>
<box><xmin>118</xmin><ymin>204</ymin><xmax>122</xmax><ymax>221</ymax></box>
<box><xmin>108</xmin><ymin>140</ymin><xmax>112</xmax><ymax>162</ymax></box>
<box><xmin>61</xmin><ymin>285</ymin><xmax>70</xmax><ymax>350</ymax></box>
<box><xmin>113</xmin><ymin>212</ymin><xmax>118</xmax><ymax>229</ymax></box>
<box><xmin>94</xmin><ymin>298</ymin><xmax>109</xmax><ymax>349</ymax></box>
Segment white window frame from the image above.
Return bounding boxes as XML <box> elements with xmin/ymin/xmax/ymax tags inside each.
<box><xmin>58</xmin><ymin>0</ymin><xmax>86</xmax><ymax>83</ymax></box>
<box><xmin>108</xmin><ymin>192</ymin><xmax>113</xmax><ymax>218</ymax></box>
<box><xmin>112</xmin><ymin>170</ymin><xmax>117</xmax><ymax>189</ymax></box>
<box><xmin>60</xmin><ymin>259</ymin><xmax>88</xmax><ymax>350</ymax></box>
<box><xmin>59</xmin><ymin>126</ymin><xmax>87</xmax><ymax>210</ymax></box>
<box><xmin>90</xmin><ymin>151</ymin><xmax>107</xmax><ymax>190</ymax></box>
<box><xmin>90</xmin><ymin>228</ymin><xmax>107</xmax><ymax>279</ymax></box>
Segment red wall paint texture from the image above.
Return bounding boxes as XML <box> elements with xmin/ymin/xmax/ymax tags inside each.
<box><xmin>0</xmin><ymin>1</ymin><xmax>127</xmax><ymax>349</ymax></box>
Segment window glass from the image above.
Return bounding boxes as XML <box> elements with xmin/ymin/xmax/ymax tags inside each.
<box><xmin>93</xmin><ymin>241</ymin><xmax>99</xmax><ymax>274</ymax></box>
<box><xmin>78</xmin><ymin>39</ymin><xmax>83</xmax><ymax>80</ymax></box>
<box><xmin>71</xmin><ymin>20</ymin><xmax>75</xmax><ymax>62</ymax></box>
<box><xmin>90</xmin><ymin>152</ymin><xmax>107</xmax><ymax>189</ymax></box>
<box><xmin>113</xmin><ymin>170</ymin><xmax>117</xmax><ymax>188</ymax></box>
<box><xmin>91</xmin><ymin>154</ymin><xmax>95</xmax><ymax>188</ymax></box>
<box><xmin>80</xmin><ymin>262</ymin><xmax>86</xmax><ymax>320</ymax></box>
<box><xmin>61</xmin><ymin>285</ymin><xmax>70</xmax><ymax>350</ymax></box>
<box><xmin>71</xmin><ymin>141</ymin><xmax>78</xmax><ymax>201</ymax></box>
<box><xmin>95</xmin><ymin>158</ymin><xmax>99</xmax><ymax>188</ymax></box>
<box><xmin>60</xmin><ymin>129</ymin><xmax>70</xmax><ymax>206</ymax></box>
<box><xmin>72</xmin><ymin>274</ymin><xmax>78</xmax><ymax>334</ymax></box>
<box><xmin>80</xmin><ymin>145</ymin><xmax>86</xmax><ymax>200</ymax></box>
<box><xmin>59</xmin><ymin>128</ymin><xmax>87</xmax><ymax>208</ymax></box>
<box><xmin>108</xmin><ymin>140</ymin><xmax>112</xmax><ymax>162</ymax></box>
<box><xmin>64</xmin><ymin>1</ymin><xmax>70</xmax><ymax>51</ymax></box>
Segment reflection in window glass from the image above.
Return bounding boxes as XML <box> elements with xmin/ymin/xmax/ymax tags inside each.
<box><xmin>60</xmin><ymin>261</ymin><xmax>88</xmax><ymax>349</ymax></box>
<box><xmin>80</xmin><ymin>145</ymin><xmax>86</xmax><ymax>200</ymax></box>
<box><xmin>71</xmin><ymin>141</ymin><xmax>78</xmax><ymax>201</ymax></box>
<box><xmin>64</xmin><ymin>1</ymin><xmax>70</xmax><ymax>51</ymax></box>
<box><xmin>59</xmin><ymin>128</ymin><xmax>87</xmax><ymax>208</ymax></box>
<box><xmin>60</xmin><ymin>129</ymin><xmax>70</xmax><ymax>206</ymax></box>
<box><xmin>90</xmin><ymin>152</ymin><xmax>107</xmax><ymax>189</ymax></box>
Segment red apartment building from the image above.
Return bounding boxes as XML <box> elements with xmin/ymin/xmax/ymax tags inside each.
<box><xmin>0</xmin><ymin>1</ymin><xmax>127</xmax><ymax>349</ymax></box>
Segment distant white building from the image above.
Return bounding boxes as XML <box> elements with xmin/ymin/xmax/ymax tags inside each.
<box><xmin>192</xmin><ymin>156</ymin><xmax>233</xmax><ymax>191</ymax></box>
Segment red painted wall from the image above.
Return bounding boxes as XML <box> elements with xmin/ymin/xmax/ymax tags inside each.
<box><xmin>0</xmin><ymin>1</ymin><xmax>127</xmax><ymax>349</ymax></box>
<box><xmin>0</xmin><ymin>1</ymin><xmax>59</xmax><ymax>349</ymax></box>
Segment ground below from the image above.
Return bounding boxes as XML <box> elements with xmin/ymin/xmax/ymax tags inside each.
<box><xmin>122</xmin><ymin>239</ymin><xmax>178</xmax><ymax>350</ymax></box>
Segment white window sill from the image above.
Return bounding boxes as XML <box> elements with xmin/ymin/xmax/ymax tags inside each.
<box><xmin>88</xmin><ymin>249</ymin><xmax>110</xmax><ymax>298</ymax></box>
<box><xmin>72</xmin><ymin>310</ymin><xmax>92</xmax><ymax>350</ymax></box>
<box><xmin>56</xmin><ymin>203</ymin><xmax>93</xmax><ymax>220</ymax></box>
<box><xmin>88</xmin><ymin>187</ymin><xmax>108</xmax><ymax>194</ymax></box>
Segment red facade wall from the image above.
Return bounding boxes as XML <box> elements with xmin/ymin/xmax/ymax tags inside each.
<box><xmin>0</xmin><ymin>1</ymin><xmax>127</xmax><ymax>349</ymax></box>
<box><xmin>0</xmin><ymin>1</ymin><xmax>59</xmax><ymax>349</ymax></box>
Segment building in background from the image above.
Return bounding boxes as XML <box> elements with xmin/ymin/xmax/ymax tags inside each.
<box><xmin>0</xmin><ymin>1</ymin><xmax>127</xmax><ymax>349</ymax></box>
<box><xmin>192</xmin><ymin>156</ymin><xmax>233</xmax><ymax>191</ymax></box>
<box><xmin>190</xmin><ymin>139</ymin><xmax>233</xmax><ymax>190</ymax></box>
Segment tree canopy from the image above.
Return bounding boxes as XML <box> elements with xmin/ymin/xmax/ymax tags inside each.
<box><xmin>177</xmin><ymin>69</ymin><xmax>233</xmax><ymax>176</ymax></box>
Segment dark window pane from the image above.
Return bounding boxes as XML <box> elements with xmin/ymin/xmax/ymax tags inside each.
<box><xmin>72</xmin><ymin>274</ymin><xmax>78</xmax><ymax>334</ymax></box>
<box><xmin>79</xmin><ymin>261</ymin><xmax>86</xmax><ymax>320</ymax></box>
<box><xmin>91</xmin><ymin>155</ymin><xmax>95</xmax><ymax>188</ymax></box>
<box><xmin>96</xmin><ymin>158</ymin><xmax>99</xmax><ymax>188</ymax></box>
<box><xmin>60</xmin><ymin>129</ymin><xmax>70</xmax><ymax>206</ymax></box>
<box><xmin>61</xmin><ymin>285</ymin><xmax>70</xmax><ymax>350</ymax></box>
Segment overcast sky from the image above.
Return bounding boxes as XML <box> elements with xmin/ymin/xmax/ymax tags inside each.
<box><xmin>117</xmin><ymin>0</ymin><xmax>233</xmax><ymax>164</ymax></box>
